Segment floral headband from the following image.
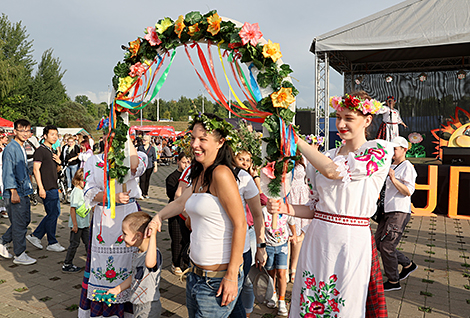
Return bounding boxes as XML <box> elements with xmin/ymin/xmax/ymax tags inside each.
<box><xmin>329</xmin><ymin>94</ymin><xmax>383</xmax><ymax>115</ymax></box>
<box><xmin>189</xmin><ymin>111</ymin><xmax>240</xmax><ymax>153</ymax></box>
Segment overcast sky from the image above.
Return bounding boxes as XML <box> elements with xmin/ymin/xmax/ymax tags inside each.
<box><xmin>2</xmin><ymin>0</ymin><xmax>404</xmax><ymax>108</ymax></box>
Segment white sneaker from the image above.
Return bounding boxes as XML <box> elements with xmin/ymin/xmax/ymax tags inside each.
<box><xmin>46</xmin><ymin>243</ymin><xmax>65</xmax><ymax>252</ymax></box>
<box><xmin>13</xmin><ymin>252</ymin><xmax>37</xmax><ymax>265</ymax></box>
<box><xmin>0</xmin><ymin>243</ymin><xmax>12</xmax><ymax>259</ymax></box>
<box><xmin>278</xmin><ymin>300</ymin><xmax>288</xmax><ymax>316</ymax></box>
<box><xmin>26</xmin><ymin>234</ymin><xmax>43</xmax><ymax>249</ymax></box>
<box><xmin>266</xmin><ymin>292</ymin><xmax>278</xmax><ymax>308</ymax></box>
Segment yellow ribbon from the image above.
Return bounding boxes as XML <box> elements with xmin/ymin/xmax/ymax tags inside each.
<box><xmin>110</xmin><ymin>178</ymin><xmax>116</xmax><ymax>219</ymax></box>
<box><xmin>217</xmin><ymin>42</ymin><xmax>250</xmax><ymax>110</ymax></box>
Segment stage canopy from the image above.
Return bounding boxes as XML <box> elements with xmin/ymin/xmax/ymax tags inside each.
<box><xmin>311</xmin><ymin>0</ymin><xmax>470</xmax><ymax>74</ymax></box>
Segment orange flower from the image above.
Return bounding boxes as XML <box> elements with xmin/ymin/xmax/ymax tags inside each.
<box><xmin>129</xmin><ymin>39</ymin><xmax>140</xmax><ymax>57</ymax></box>
<box><xmin>174</xmin><ymin>15</ymin><xmax>186</xmax><ymax>38</ymax></box>
<box><xmin>262</xmin><ymin>40</ymin><xmax>282</xmax><ymax>63</ymax></box>
<box><xmin>188</xmin><ymin>23</ymin><xmax>200</xmax><ymax>36</ymax></box>
<box><xmin>207</xmin><ymin>13</ymin><xmax>221</xmax><ymax>36</ymax></box>
<box><xmin>270</xmin><ymin>87</ymin><xmax>295</xmax><ymax>109</ymax></box>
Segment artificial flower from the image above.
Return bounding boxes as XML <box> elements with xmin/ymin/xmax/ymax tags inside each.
<box><xmin>118</xmin><ymin>76</ymin><xmax>134</xmax><ymax>92</ymax></box>
<box><xmin>262</xmin><ymin>161</ymin><xmax>276</xmax><ymax>179</ymax></box>
<box><xmin>239</xmin><ymin>22</ymin><xmax>263</xmax><ymax>46</ymax></box>
<box><xmin>156</xmin><ymin>17</ymin><xmax>172</xmax><ymax>34</ymax></box>
<box><xmin>188</xmin><ymin>23</ymin><xmax>200</xmax><ymax>36</ymax></box>
<box><xmin>329</xmin><ymin>96</ymin><xmax>343</xmax><ymax>111</ymax></box>
<box><xmin>360</xmin><ymin>99</ymin><xmax>375</xmax><ymax>114</ymax></box>
<box><xmin>129</xmin><ymin>39</ymin><xmax>140</xmax><ymax>57</ymax></box>
<box><xmin>262</xmin><ymin>40</ymin><xmax>282</xmax><ymax>62</ymax></box>
<box><xmin>144</xmin><ymin>26</ymin><xmax>161</xmax><ymax>46</ymax></box>
<box><xmin>271</xmin><ymin>87</ymin><xmax>295</xmax><ymax>109</ymax></box>
<box><xmin>408</xmin><ymin>132</ymin><xmax>423</xmax><ymax>144</ymax></box>
<box><xmin>129</xmin><ymin>62</ymin><xmax>147</xmax><ymax>77</ymax></box>
<box><xmin>174</xmin><ymin>15</ymin><xmax>186</xmax><ymax>38</ymax></box>
<box><xmin>207</xmin><ymin>13</ymin><xmax>222</xmax><ymax>36</ymax></box>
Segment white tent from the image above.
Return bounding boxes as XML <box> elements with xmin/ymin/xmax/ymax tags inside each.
<box><xmin>33</xmin><ymin>127</ymin><xmax>90</xmax><ymax>137</ymax></box>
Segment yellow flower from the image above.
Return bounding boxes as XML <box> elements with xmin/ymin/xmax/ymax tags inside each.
<box><xmin>174</xmin><ymin>15</ymin><xmax>186</xmax><ymax>38</ymax></box>
<box><xmin>129</xmin><ymin>39</ymin><xmax>140</xmax><ymax>57</ymax></box>
<box><xmin>188</xmin><ymin>23</ymin><xmax>200</xmax><ymax>36</ymax></box>
<box><xmin>118</xmin><ymin>76</ymin><xmax>134</xmax><ymax>93</ymax></box>
<box><xmin>156</xmin><ymin>17</ymin><xmax>172</xmax><ymax>34</ymax></box>
<box><xmin>270</xmin><ymin>87</ymin><xmax>295</xmax><ymax>109</ymax></box>
<box><xmin>207</xmin><ymin>13</ymin><xmax>222</xmax><ymax>36</ymax></box>
<box><xmin>262</xmin><ymin>40</ymin><xmax>282</xmax><ymax>63</ymax></box>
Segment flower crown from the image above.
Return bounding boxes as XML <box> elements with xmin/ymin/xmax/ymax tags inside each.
<box><xmin>189</xmin><ymin>110</ymin><xmax>240</xmax><ymax>153</ymax></box>
<box><xmin>305</xmin><ymin>134</ymin><xmax>324</xmax><ymax>146</ymax></box>
<box><xmin>329</xmin><ymin>94</ymin><xmax>383</xmax><ymax>115</ymax></box>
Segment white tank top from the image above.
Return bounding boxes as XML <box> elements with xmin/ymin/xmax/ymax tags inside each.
<box><xmin>185</xmin><ymin>193</ymin><xmax>233</xmax><ymax>265</ymax></box>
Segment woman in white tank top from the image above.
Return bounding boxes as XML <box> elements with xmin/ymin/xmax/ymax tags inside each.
<box><xmin>147</xmin><ymin>113</ymin><xmax>246</xmax><ymax>318</ymax></box>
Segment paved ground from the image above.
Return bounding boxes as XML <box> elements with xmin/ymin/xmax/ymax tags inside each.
<box><xmin>0</xmin><ymin>163</ymin><xmax>469</xmax><ymax>317</ymax></box>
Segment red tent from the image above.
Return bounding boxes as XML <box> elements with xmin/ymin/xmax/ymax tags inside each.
<box><xmin>148</xmin><ymin>128</ymin><xmax>176</xmax><ymax>138</ymax></box>
<box><xmin>0</xmin><ymin>117</ymin><xmax>14</xmax><ymax>128</ymax></box>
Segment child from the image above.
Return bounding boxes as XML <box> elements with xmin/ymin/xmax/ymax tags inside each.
<box><xmin>263</xmin><ymin>207</ymin><xmax>296</xmax><ymax>316</ymax></box>
<box><xmin>62</xmin><ymin>168</ymin><xmax>90</xmax><ymax>273</ymax></box>
<box><xmin>107</xmin><ymin>211</ymin><xmax>162</xmax><ymax>318</ymax></box>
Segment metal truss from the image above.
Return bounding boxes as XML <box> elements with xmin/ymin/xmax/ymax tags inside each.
<box><xmin>315</xmin><ymin>52</ymin><xmax>330</xmax><ymax>150</ymax></box>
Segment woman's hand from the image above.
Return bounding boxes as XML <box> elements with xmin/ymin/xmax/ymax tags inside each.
<box><xmin>217</xmin><ymin>275</ymin><xmax>239</xmax><ymax>306</ymax></box>
<box><xmin>145</xmin><ymin>214</ymin><xmax>162</xmax><ymax>237</ymax></box>
<box><xmin>116</xmin><ymin>191</ymin><xmax>130</xmax><ymax>204</ymax></box>
<box><xmin>266</xmin><ymin>199</ymin><xmax>293</xmax><ymax>215</ymax></box>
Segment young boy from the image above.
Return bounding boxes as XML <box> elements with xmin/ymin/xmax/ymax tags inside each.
<box><xmin>263</xmin><ymin>208</ymin><xmax>296</xmax><ymax>317</ymax></box>
<box><xmin>108</xmin><ymin>212</ymin><xmax>162</xmax><ymax>318</ymax></box>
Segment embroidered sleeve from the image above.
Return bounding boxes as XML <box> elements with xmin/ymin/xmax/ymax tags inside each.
<box><xmin>133</xmin><ymin>151</ymin><xmax>148</xmax><ymax>178</ymax></box>
<box><xmin>332</xmin><ymin>155</ymin><xmax>351</xmax><ymax>187</ymax></box>
<box><xmin>349</xmin><ymin>141</ymin><xmax>393</xmax><ymax>182</ymax></box>
<box><xmin>83</xmin><ymin>156</ymin><xmax>102</xmax><ymax>208</ymax></box>
<box><xmin>305</xmin><ymin>162</ymin><xmax>320</xmax><ymax>211</ymax></box>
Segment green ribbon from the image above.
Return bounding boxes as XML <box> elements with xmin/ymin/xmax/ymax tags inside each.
<box><xmin>228</xmin><ymin>52</ymin><xmax>259</xmax><ymax>103</ymax></box>
<box><xmin>117</xmin><ymin>50</ymin><xmax>177</xmax><ymax>110</ymax></box>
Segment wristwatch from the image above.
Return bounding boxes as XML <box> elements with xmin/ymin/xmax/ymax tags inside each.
<box><xmin>257</xmin><ymin>243</ymin><xmax>266</xmax><ymax>248</ymax></box>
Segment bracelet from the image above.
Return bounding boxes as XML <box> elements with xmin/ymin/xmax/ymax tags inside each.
<box><xmin>253</xmin><ymin>175</ymin><xmax>260</xmax><ymax>179</ymax></box>
<box><xmin>223</xmin><ymin>277</ymin><xmax>237</xmax><ymax>283</ymax></box>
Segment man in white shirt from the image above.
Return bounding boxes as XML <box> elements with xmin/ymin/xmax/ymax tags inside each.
<box><xmin>375</xmin><ymin>136</ymin><xmax>417</xmax><ymax>292</ymax></box>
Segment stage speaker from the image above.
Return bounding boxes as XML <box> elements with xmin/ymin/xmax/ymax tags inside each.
<box><xmin>442</xmin><ymin>147</ymin><xmax>470</xmax><ymax>166</ymax></box>
<box><xmin>296</xmin><ymin>110</ymin><xmax>316</xmax><ymax>135</ymax></box>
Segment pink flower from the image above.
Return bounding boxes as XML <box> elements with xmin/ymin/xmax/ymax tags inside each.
<box><xmin>330</xmin><ymin>96</ymin><xmax>344</xmax><ymax>111</ymax></box>
<box><xmin>261</xmin><ymin>161</ymin><xmax>276</xmax><ymax>179</ymax></box>
<box><xmin>328</xmin><ymin>299</ymin><xmax>340</xmax><ymax>312</ymax></box>
<box><xmin>129</xmin><ymin>62</ymin><xmax>147</xmax><ymax>77</ymax></box>
<box><xmin>369</xmin><ymin>148</ymin><xmax>386</xmax><ymax>160</ymax></box>
<box><xmin>319</xmin><ymin>281</ymin><xmax>325</xmax><ymax>289</ymax></box>
<box><xmin>366</xmin><ymin>160</ymin><xmax>379</xmax><ymax>176</ymax></box>
<box><xmin>333</xmin><ymin>288</ymin><xmax>340</xmax><ymax>296</ymax></box>
<box><xmin>105</xmin><ymin>269</ymin><xmax>116</xmax><ymax>279</ymax></box>
<box><xmin>329</xmin><ymin>274</ymin><xmax>338</xmax><ymax>282</ymax></box>
<box><xmin>305</xmin><ymin>277</ymin><xmax>316</xmax><ymax>289</ymax></box>
<box><xmin>309</xmin><ymin>301</ymin><xmax>325</xmax><ymax>314</ymax></box>
<box><xmin>304</xmin><ymin>314</ymin><xmax>316</xmax><ymax>318</ymax></box>
<box><xmin>144</xmin><ymin>26</ymin><xmax>161</xmax><ymax>46</ymax></box>
<box><xmin>300</xmin><ymin>294</ymin><xmax>305</xmax><ymax>305</ymax></box>
<box><xmin>239</xmin><ymin>22</ymin><xmax>263</xmax><ymax>46</ymax></box>
<box><xmin>361</xmin><ymin>99</ymin><xmax>374</xmax><ymax>114</ymax></box>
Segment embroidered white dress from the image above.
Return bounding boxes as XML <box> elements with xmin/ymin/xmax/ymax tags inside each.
<box><xmin>377</xmin><ymin>106</ymin><xmax>404</xmax><ymax>141</ymax></box>
<box><xmin>290</xmin><ymin>140</ymin><xmax>393</xmax><ymax>318</ymax></box>
<box><xmin>82</xmin><ymin>153</ymin><xmax>147</xmax><ymax>304</ymax></box>
<box><xmin>288</xmin><ymin>163</ymin><xmax>311</xmax><ymax>236</ymax></box>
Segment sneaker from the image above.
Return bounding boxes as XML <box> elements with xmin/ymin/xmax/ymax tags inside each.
<box><xmin>26</xmin><ymin>234</ymin><xmax>43</xmax><ymax>249</ymax></box>
<box><xmin>399</xmin><ymin>261</ymin><xmax>418</xmax><ymax>281</ymax></box>
<box><xmin>278</xmin><ymin>300</ymin><xmax>288</xmax><ymax>316</ymax></box>
<box><xmin>13</xmin><ymin>252</ymin><xmax>37</xmax><ymax>265</ymax></box>
<box><xmin>383</xmin><ymin>281</ymin><xmax>401</xmax><ymax>292</ymax></box>
<box><xmin>171</xmin><ymin>264</ymin><xmax>183</xmax><ymax>275</ymax></box>
<box><xmin>144</xmin><ymin>195</ymin><xmax>150</xmax><ymax>199</ymax></box>
<box><xmin>1</xmin><ymin>211</ymin><xmax>8</xmax><ymax>218</ymax></box>
<box><xmin>46</xmin><ymin>243</ymin><xmax>65</xmax><ymax>252</ymax></box>
<box><xmin>62</xmin><ymin>264</ymin><xmax>82</xmax><ymax>273</ymax></box>
<box><xmin>0</xmin><ymin>242</ymin><xmax>12</xmax><ymax>259</ymax></box>
<box><xmin>266</xmin><ymin>292</ymin><xmax>278</xmax><ymax>308</ymax></box>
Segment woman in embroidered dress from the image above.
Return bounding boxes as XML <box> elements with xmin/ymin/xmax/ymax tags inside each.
<box><xmin>376</xmin><ymin>96</ymin><xmax>407</xmax><ymax>141</ymax></box>
<box><xmin>147</xmin><ymin>113</ymin><xmax>247</xmax><ymax>318</ymax></box>
<box><xmin>268</xmin><ymin>91</ymin><xmax>393</xmax><ymax>317</ymax></box>
<box><xmin>78</xmin><ymin>142</ymin><xmax>147</xmax><ymax>318</ymax></box>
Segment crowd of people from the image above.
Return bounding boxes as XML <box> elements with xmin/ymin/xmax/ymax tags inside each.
<box><xmin>0</xmin><ymin>90</ymin><xmax>419</xmax><ymax>318</ymax></box>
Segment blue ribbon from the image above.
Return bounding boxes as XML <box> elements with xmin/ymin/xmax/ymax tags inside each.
<box><xmin>248</xmin><ymin>63</ymin><xmax>262</xmax><ymax>102</ymax></box>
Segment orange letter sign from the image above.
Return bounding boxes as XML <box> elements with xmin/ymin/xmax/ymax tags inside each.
<box><xmin>448</xmin><ymin>166</ymin><xmax>470</xmax><ymax>220</ymax></box>
<box><xmin>411</xmin><ymin>165</ymin><xmax>437</xmax><ymax>216</ymax></box>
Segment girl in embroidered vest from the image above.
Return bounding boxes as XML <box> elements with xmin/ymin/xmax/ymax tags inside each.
<box><xmin>268</xmin><ymin>91</ymin><xmax>393</xmax><ymax>317</ymax></box>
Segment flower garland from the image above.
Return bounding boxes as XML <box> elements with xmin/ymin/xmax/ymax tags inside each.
<box><xmin>235</xmin><ymin>119</ymin><xmax>263</xmax><ymax>166</ymax></box>
<box><xmin>330</xmin><ymin>94</ymin><xmax>383</xmax><ymax>115</ymax></box>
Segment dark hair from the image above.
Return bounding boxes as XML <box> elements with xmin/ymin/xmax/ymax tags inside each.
<box><xmin>177</xmin><ymin>152</ymin><xmax>187</xmax><ymax>162</ymax></box>
<box><xmin>43</xmin><ymin>125</ymin><xmax>58</xmax><ymax>136</ymax></box>
<box><xmin>189</xmin><ymin>113</ymin><xmax>237</xmax><ymax>190</ymax></box>
<box><xmin>134</xmin><ymin>137</ymin><xmax>143</xmax><ymax>148</ymax></box>
<box><xmin>14</xmin><ymin>119</ymin><xmax>31</xmax><ymax>130</ymax></box>
<box><xmin>347</xmin><ymin>90</ymin><xmax>375</xmax><ymax>138</ymax></box>
<box><xmin>123</xmin><ymin>211</ymin><xmax>152</xmax><ymax>234</ymax></box>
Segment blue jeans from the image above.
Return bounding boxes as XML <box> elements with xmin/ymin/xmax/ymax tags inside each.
<box><xmin>65</xmin><ymin>164</ymin><xmax>79</xmax><ymax>189</ymax></box>
<box><xmin>33</xmin><ymin>189</ymin><xmax>60</xmax><ymax>245</ymax></box>
<box><xmin>1</xmin><ymin>196</ymin><xmax>31</xmax><ymax>256</ymax></box>
<box><xmin>186</xmin><ymin>269</ymin><xmax>244</xmax><ymax>318</ymax></box>
<box><xmin>265</xmin><ymin>242</ymin><xmax>289</xmax><ymax>270</ymax></box>
<box><xmin>231</xmin><ymin>249</ymin><xmax>254</xmax><ymax>317</ymax></box>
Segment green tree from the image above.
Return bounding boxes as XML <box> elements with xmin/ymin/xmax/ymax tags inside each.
<box><xmin>75</xmin><ymin>94</ymin><xmax>97</xmax><ymax>118</ymax></box>
<box><xmin>55</xmin><ymin>101</ymin><xmax>94</xmax><ymax>133</ymax></box>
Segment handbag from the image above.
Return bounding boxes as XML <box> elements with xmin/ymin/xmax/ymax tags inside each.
<box><xmin>75</xmin><ymin>203</ymin><xmax>91</xmax><ymax>218</ymax></box>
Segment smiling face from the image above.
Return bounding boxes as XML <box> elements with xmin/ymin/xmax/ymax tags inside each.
<box><xmin>121</xmin><ymin>221</ymin><xmax>142</xmax><ymax>248</ymax></box>
<box><xmin>235</xmin><ymin>151</ymin><xmax>252</xmax><ymax>170</ymax></box>
<box><xmin>14</xmin><ymin>125</ymin><xmax>31</xmax><ymax>143</ymax></box>
<box><xmin>336</xmin><ymin>108</ymin><xmax>372</xmax><ymax>142</ymax></box>
<box><xmin>190</xmin><ymin>123</ymin><xmax>224</xmax><ymax>167</ymax></box>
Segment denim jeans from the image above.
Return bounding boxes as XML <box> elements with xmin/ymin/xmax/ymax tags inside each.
<box><xmin>33</xmin><ymin>189</ymin><xmax>60</xmax><ymax>245</ymax></box>
<box><xmin>186</xmin><ymin>268</ymin><xmax>243</xmax><ymax>318</ymax></box>
<box><xmin>265</xmin><ymin>242</ymin><xmax>289</xmax><ymax>270</ymax></box>
<box><xmin>65</xmin><ymin>164</ymin><xmax>79</xmax><ymax>189</ymax></box>
<box><xmin>1</xmin><ymin>196</ymin><xmax>31</xmax><ymax>256</ymax></box>
<box><xmin>231</xmin><ymin>249</ymin><xmax>254</xmax><ymax>317</ymax></box>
